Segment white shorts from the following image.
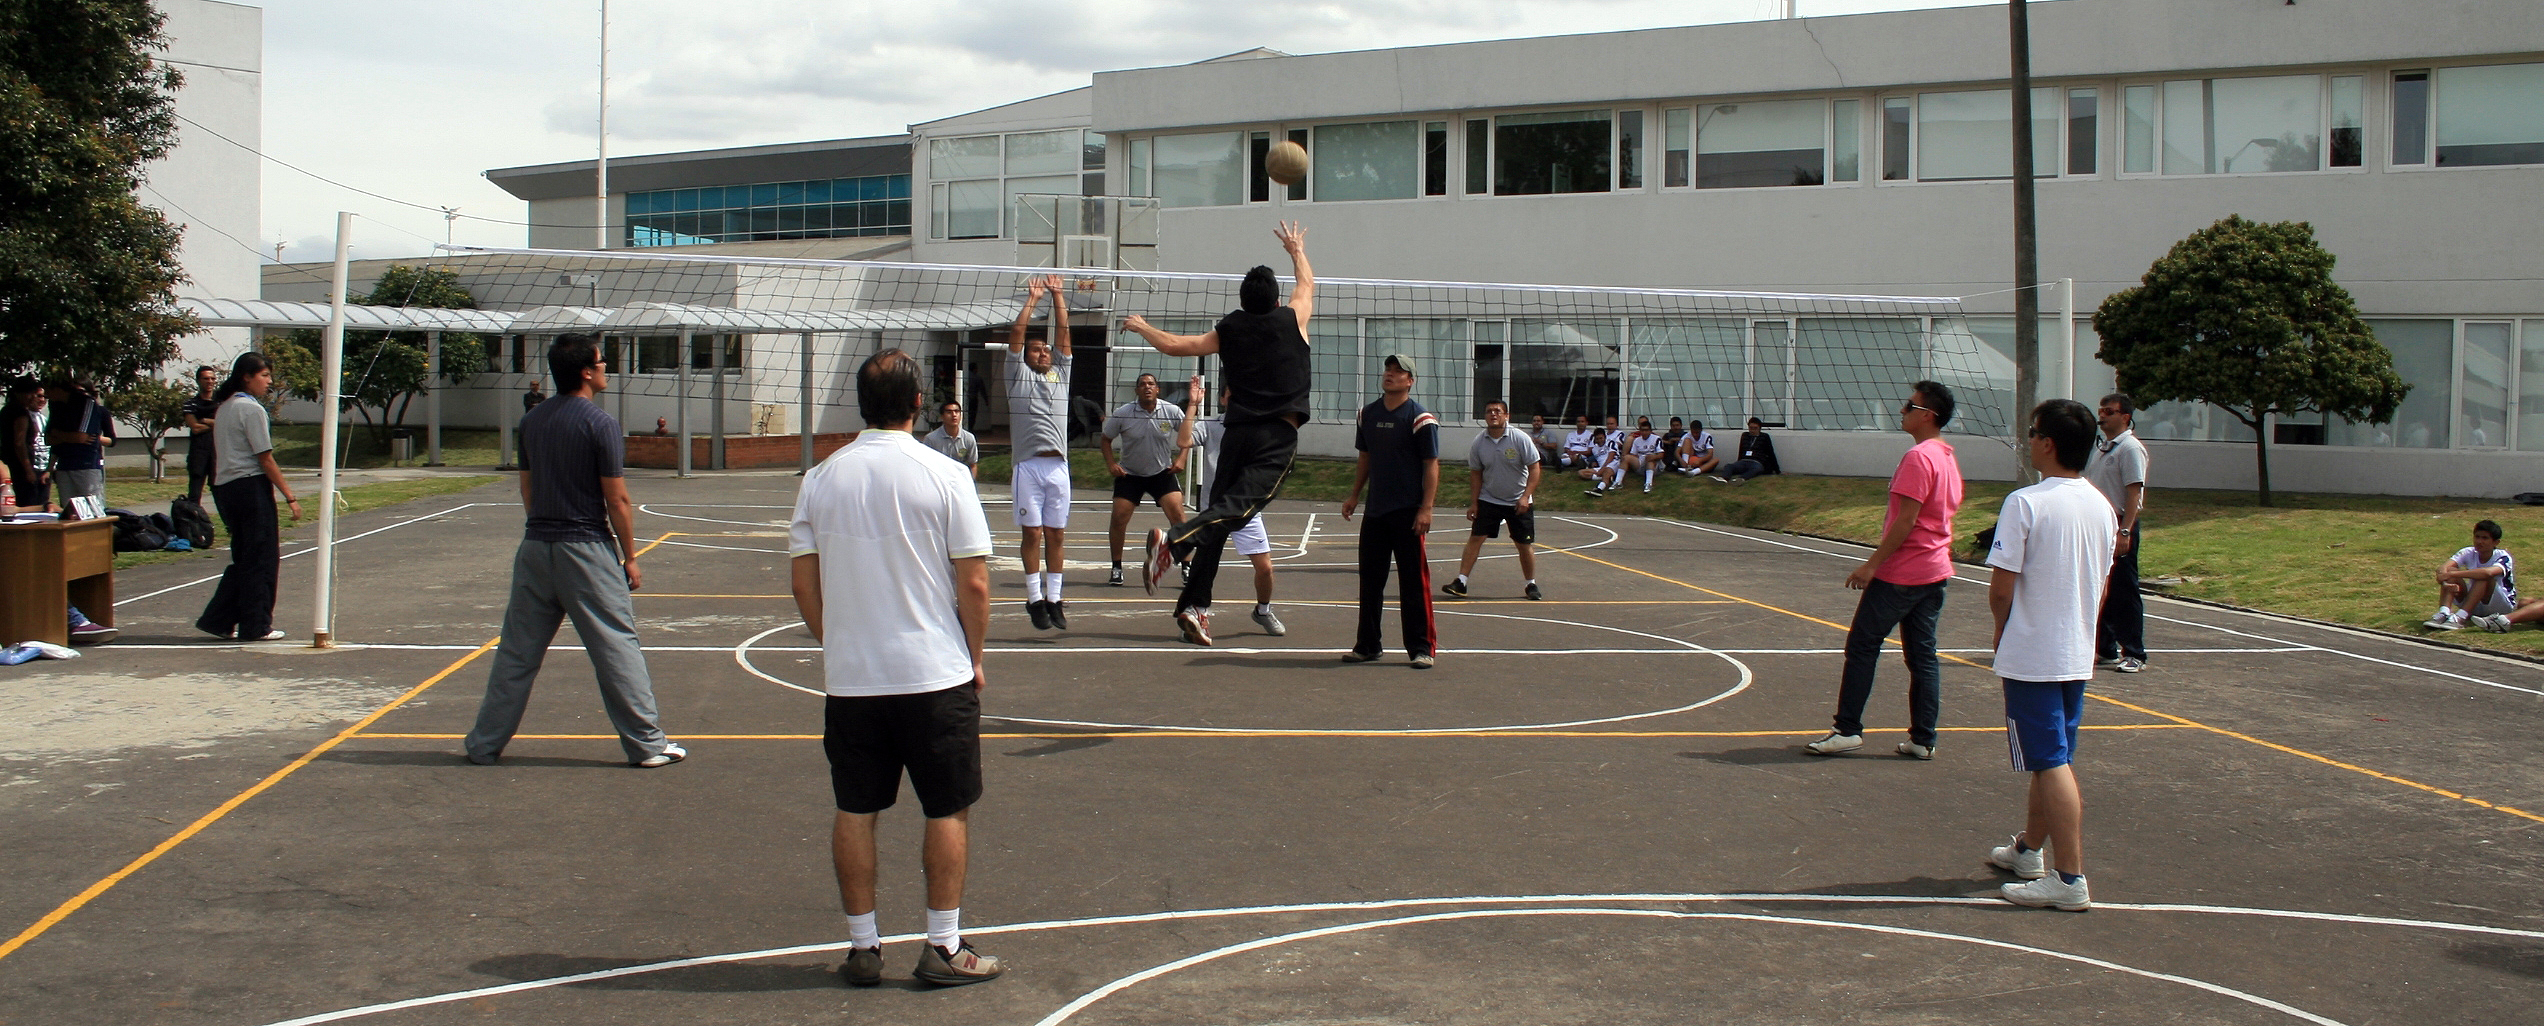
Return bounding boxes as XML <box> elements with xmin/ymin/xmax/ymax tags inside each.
<box><xmin>1011</xmin><ymin>455</ymin><xmax>1073</xmax><ymax>528</ymax></box>
<box><xmin>1231</xmin><ymin>516</ymin><xmax>1270</xmax><ymax>557</ymax></box>
<box><xmin>2472</xmin><ymin>588</ymin><xmax>2517</xmax><ymax>617</ymax></box>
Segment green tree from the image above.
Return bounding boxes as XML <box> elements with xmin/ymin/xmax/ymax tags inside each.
<box><xmin>283</xmin><ymin>265</ymin><xmax>485</xmax><ymax>446</ymax></box>
<box><xmin>105</xmin><ymin>375</ymin><xmax>191</xmax><ymax>480</ymax></box>
<box><xmin>0</xmin><ymin>1</ymin><xmax>199</xmax><ymax>386</ymax></box>
<box><xmin>2093</xmin><ymin>215</ymin><xmax>2410</xmax><ymax>506</ymax></box>
<box><xmin>260</xmin><ymin>333</ymin><xmax>320</xmax><ymax>412</ymax></box>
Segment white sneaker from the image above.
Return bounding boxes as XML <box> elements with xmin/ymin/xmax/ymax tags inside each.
<box><xmin>634</xmin><ymin>742</ymin><xmax>687</xmax><ymax>768</ymax></box>
<box><xmin>2001</xmin><ymin>873</ymin><xmax>2091</xmax><ymax>911</ymax></box>
<box><xmin>2427</xmin><ymin>613</ymin><xmax>2464</xmax><ymax>631</ymax></box>
<box><xmin>1803</xmin><ymin>732</ymin><xmax>1862</xmax><ymax>755</ymax></box>
<box><xmin>1896</xmin><ymin>741</ymin><xmax>1934</xmax><ymax>760</ymax></box>
<box><xmin>1987</xmin><ymin>834</ymin><xmax>2046</xmax><ymax>879</ymax></box>
<box><xmin>1251</xmin><ymin>606</ymin><xmax>1286</xmax><ymax>637</ymax></box>
<box><xmin>2476</xmin><ymin>613</ymin><xmax>2512</xmax><ymax>633</ymax></box>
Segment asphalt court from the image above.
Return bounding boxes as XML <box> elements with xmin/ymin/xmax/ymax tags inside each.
<box><xmin>1</xmin><ymin>471</ymin><xmax>2539</xmax><ymax>1025</ymax></box>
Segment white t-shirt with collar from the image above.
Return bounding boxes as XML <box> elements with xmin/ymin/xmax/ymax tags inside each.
<box><xmin>1986</xmin><ymin>475</ymin><xmax>2118</xmax><ymax>682</ymax></box>
<box><xmin>788</xmin><ymin>429</ymin><xmax>994</xmax><ymax>696</ymax></box>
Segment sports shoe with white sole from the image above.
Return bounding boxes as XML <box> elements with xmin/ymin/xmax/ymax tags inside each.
<box><xmin>1142</xmin><ymin>528</ymin><xmax>1172</xmax><ymax>596</ymax></box>
<box><xmin>2000</xmin><ymin>873</ymin><xmax>2091</xmax><ymax>911</ymax></box>
<box><xmin>1175</xmin><ymin>607</ymin><xmax>1212</xmax><ymax>646</ymax></box>
<box><xmin>633</xmin><ymin>742</ymin><xmax>687</xmax><ymax>768</ymax></box>
<box><xmin>1803</xmin><ymin>732</ymin><xmax>1863</xmax><ymax>755</ymax></box>
<box><xmin>913</xmin><ymin>941</ymin><xmax>1003</xmax><ymax>986</ymax></box>
<box><xmin>1896</xmin><ymin>741</ymin><xmax>1934</xmax><ymax>760</ymax></box>
<box><xmin>2426</xmin><ymin>613</ymin><xmax>2463</xmax><ymax>630</ymax></box>
<box><xmin>1441</xmin><ymin>577</ymin><xmax>1469</xmax><ymax>598</ymax></box>
<box><xmin>1410</xmin><ymin>653</ymin><xmax>1435</xmax><ymax>669</ymax></box>
<box><xmin>838</xmin><ymin>947</ymin><xmax>883</xmax><ymax>987</ymax></box>
<box><xmin>1987</xmin><ymin>834</ymin><xmax>2046</xmax><ymax>879</ymax></box>
<box><xmin>2113</xmin><ymin>656</ymin><xmax>2146</xmax><ymax>673</ymax></box>
<box><xmin>1251</xmin><ymin>606</ymin><xmax>1286</xmax><ymax>636</ymax></box>
<box><xmin>2476</xmin><ymin>613</ymin><xmax>2512</xmax><ymax>633</ymax></box>
<box><xmin>1108</xmin><ymin>566</ymin><xmax>1124</xmax><ymax>587</ymax></box>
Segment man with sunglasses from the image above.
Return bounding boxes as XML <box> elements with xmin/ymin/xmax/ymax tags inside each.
<box><xmin>1808</xmin><ymin>381</ymin><xmax>1964</xmax><ymax>761</ymax></box>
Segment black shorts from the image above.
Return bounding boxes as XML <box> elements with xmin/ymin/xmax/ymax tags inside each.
<box><xmin>1471</xmin><ymin>500</ymin><xmax>1535</xmax><ymax>544</ymax></box>
<box><xmin>1112</xmin><ymin>469</ymin><xmax>1181</xmax><ymax>505</ymax></box>
<box><xmin>823</xmin><ymin>686</ymin><xmax>983</xmax><ymax>818</ymax></box>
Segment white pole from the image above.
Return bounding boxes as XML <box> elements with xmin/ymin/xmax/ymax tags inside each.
<box><xmin>1783</xmin><ymin>1</ymin><xmax>1798</xmax><ymax>19</ymax></box>
<box><xmin>2060</xmin><ymin>277</ymin><xmax>2078</xmax><ymax>399</ymax></box>
<box><xmin>798</xmin><ymin>332</ymin><xmax>815</xmax><ymax>474</ymax></box>
<box><xmin>594</xmin><ymin>0</ymin><xmax>609</xmax><ymax>251</ymax></box>
<box><xmin>424</xmin><ymin>330</ymin><xmax>443</xmax><ymax>465</ymax></box>
<box><xmin>676</xmin><ymin>328</ymin><xmax>692</xmax><ymax>478</ymax></box>
<box><xmin>312</xmin><ymin>211</ymin><xmax>352</xmax><ymax>649</ymax></box>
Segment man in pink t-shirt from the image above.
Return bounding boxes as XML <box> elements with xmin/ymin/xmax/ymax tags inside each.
<box><xmin>1807</xmin><ymin>381</ymin><xmax>1966</xmax><ymax>760</ymax></box>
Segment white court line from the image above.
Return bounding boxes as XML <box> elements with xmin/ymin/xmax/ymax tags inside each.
<box><xmin>120</xmin><ymin>503</ymin><xmax>491</xmax><ymax>604</ymax></box>
<box><xmin>1034</xmin><ymin>908</ymin><xmax>2347</xmax><ymax>1026</ymax></box>
<box><xmin>1644</xmin><ymin>517</ymin><xmax>2544</xmax><ymax>698</ymax></box>
<box><xmin>251</xmin><ymin>891</ymin><xmax>2543</xmax><ymax>1026</ymax></box>
<box><xmin>104</xmin><ymin>643</ymin><xmax>2311</xmax><ymax>657</ymax></box>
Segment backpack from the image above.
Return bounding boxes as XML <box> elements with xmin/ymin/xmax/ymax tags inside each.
<box><xmin>108</xmin><ymin>508</ymin><xmax>175</xmax><ymax>552</ymax></box>
<box><xmin>170</xmin><ymin>495</ymin><xmax>216</xmax><ymax>548</ymax></box>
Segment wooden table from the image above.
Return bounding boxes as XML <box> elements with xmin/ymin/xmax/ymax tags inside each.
<box><xmin>0</xmin><ymin>518</ymin><xmax>116</xmax><ymax>647</ymax></box>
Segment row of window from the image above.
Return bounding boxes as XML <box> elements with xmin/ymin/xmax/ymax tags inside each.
<box><xmin>1102</xmin><ymin>62</ymin><xmax>2542</xmax><ymax>208</ymax></box>
<box><xmin>625</xmin><ymin>175</ymin><xmax>911</xmax><ymax>247</ymax></box>
<box><xmin>927</xmin><ymin>129</ymin><xmax>1108</xmax><ymax>240</ymax></box>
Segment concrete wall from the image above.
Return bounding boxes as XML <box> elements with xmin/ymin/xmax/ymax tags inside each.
<box><xmin>151</xmin><ymin>0</ymin><xmax>262</xmax><ymax>369</ymax></box>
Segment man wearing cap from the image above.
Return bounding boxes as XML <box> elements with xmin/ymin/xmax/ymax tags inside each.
<box><xmin>1122</xmin><ymin>222</ymin><xmax>1316</xmax><ymax>647</ymax></box>
<box><xmin>1339</xmin><ymin>352</ymin><xmax>1440</xmax><ymax>668</ymax></box>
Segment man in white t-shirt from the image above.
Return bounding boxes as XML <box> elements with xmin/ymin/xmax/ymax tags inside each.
<box><xmin>1183</xmin><ymin>377</ymin><xmax>1284</xmax><ymax>636</ymax></box>
<box><xmin>788</xmin><ymin>349</ymin><xmax>1001</xmax><ymax>988</ymax></box>
<box><xmin>1675</xmin><ymin>420</ymin><xmax>1719</xmax><ymax>477</ymax></box>
<box><xmin>1982</xmin><ymin>399</ymin><xmax>2118</xmax><ymax>913</ymax></box>
<box><xmin>2428</xmin><ymin>519</ymin><xmax>2515</xmax><ymax>631</ymax></box>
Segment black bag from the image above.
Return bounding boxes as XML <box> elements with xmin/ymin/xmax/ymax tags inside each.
<box><xmin>170</xmin><ymin>495</ymin><xmax>216</xmax><ymax>548</ymax></box>
<box><xmin>108</xmin><ymin>508</ymin><xmax>174</xmax><ymax>552</ymax></box>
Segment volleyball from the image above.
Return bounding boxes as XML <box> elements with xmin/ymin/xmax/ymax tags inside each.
<box><xmin>1266</xmin><ymin>140</ymin><xmax>1308</xmax><ymax>186</ymax></box>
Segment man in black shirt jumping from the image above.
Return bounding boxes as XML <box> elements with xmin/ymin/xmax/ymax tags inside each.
<box><xmin>1121</xmin><ymin>221</ymin><xmax>1314</xmax><ymax>647</ymax></box>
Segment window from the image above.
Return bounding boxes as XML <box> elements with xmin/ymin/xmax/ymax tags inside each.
<box><xmin>1697</xmin><ymin>100</ymin><xmax>1824</xmax><ymax>188</ymax></box>
<box><xmin>1911</xmin><ymin>88</ymin><xmax>2057</xmax><ymax>182</ymax></box>
<box><xmin>1880</xmin><ymin>97</ymin><xmax>1910</xmax><ymax>180</ymax></box>
<box><xmin>2122</xmin><ymin>85</ymin><xmax>2155</xmax><ymax>173</ymax></box>
<box><xmin>2461</xmin><ymin>321</ymin><xmax>2514</xmax><ymax>448</ymax></box>
<box><xmin>929</xmin><ymin>129</ymin><xmax>1113</xmax><ymax>237</ymax></box>
<box><xmin>1152</xmin><ymin>131</ymin><xmax>1246</xmax><ymax>208</ymax></box>
<box><xmin>2520</xmin><ymin>321</ymin><xmax>2544</xmax><ymax>452</ymax></box>
<box><xmin>1127</xmin><ymin>137</ymin><xmax>1150</xmax><ymax>196</ymax></box>
<box><xmin>2332</xmin><ymin>320</ymin><xmax>2452</xmax><ymax>448</ymax></box>
<box><xmin>1663</xmin><ymin>108</ymin><xmax>1691</xmax><ymax>187</ymax></box>
<box><xmin>2066</xmin><ymin>89</ymin><xmax>2098</xmax><ymax>175</ymax></box>
<box><xmin>1311</xmin><ymin>120</ymin><xmax>1421</xmax><ymax>201</ymax></box>
<box><xmin>1617</xmin><ymin>110</ymin><xmax>1644</xmax><ymax>189</ymax></box>
<box><xmin>1831</xmin><ymin>100</ymin><xmax>1861</xmax><ymax>183</ymax></box>
<box><xmin>2328</xmin><ymin>76</ymin><xmax>2363</xmax><ymax>168</ymax></box>
<box><xmin>2392</xmin><ymin>71</ymin><xmax>2430</xmax><ymax>165</ymax></box>
<box><xmin>1493</xmin><ymin>110</ymin><xmax>1611</xmax><ymax>195</ymax></box>
<box><xmin>2433</xmin><ymin>63</ymin><xmax>2544</xmax><ymax>166</ymax></box>
<box><xmin>628</xmin><ymin>175</ymin><xmax>908</xmax><ymax>246</ymax></box>
<box><xmin>1424</xmin><ymin>121</ymin><xmax>1449</xmax><ymax>196</ymax></box>
<box><xmin>2133</xmin><ymin>74</ymin><xmax>2362</xmax><ymax>176</ymax></box>
<box><xmin>1464</xmin><ymin>119</ymin><xmax>1489</xmax><ymax>195</ymax></box>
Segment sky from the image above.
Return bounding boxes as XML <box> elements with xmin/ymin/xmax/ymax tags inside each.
<box><xmin>246</xmin><ymin>0</ymin><xmax>1994</xmax><ymax>262</ymax></box>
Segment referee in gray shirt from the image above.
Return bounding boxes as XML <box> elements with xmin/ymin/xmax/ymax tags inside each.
<box><xmin>1100</xmin><ymin>373</ymin><xmax>1192</xmax><ymax>586</ymax></box>
<box><xmin>464</xmin><ymin>334</ymin><xmax>685</xmax><ymax>768</ymax></box>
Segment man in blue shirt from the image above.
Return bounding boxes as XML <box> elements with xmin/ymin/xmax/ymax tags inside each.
<box><xmin>1339</xmin><ymin>353</ymin><xmax>1440</xmax><ymax>668</ymax></box>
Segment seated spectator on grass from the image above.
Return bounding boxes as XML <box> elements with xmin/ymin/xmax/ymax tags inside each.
<box><xmin>1560</xmin><ymin>415</ymin><xmax>1597</xmax><ymax>472</ymax></box>
<box><xmin>2472</xmin><ymin>594</ymin><xmax>2544</xmax><ymax>632</ymax></box>
<box><xmin>1620</xmin><ymin>416</ymin><xmax>1667</xmax><ymax>493</ymax></box>
<box><xmin>1676</xmin><ymin>419</ymin><xmax>1720</xmax><ymax>477</ymax></box>
<box><xmin>1530</xmin><ymin>414</ymin><xmax>1564</xmax><ymax>473</ymax></box>
<box><xmin>1577</xmin><ymin>427</ymin><xmax>1616</xmax><ymax>486</ymax></box>
<box><xmin>2429</xmin><ymin>519</ymin><xmax>2514</xmax><ymax>631</ymax></box>
<box><xmin>1659</xmin><ymin>417</ymin><xmax>1687</xmax><ymax>469</ymax></box>
<box><xmin>1714</xmin><ymin>417</ymin><xmax>1780</xmax><ymax>484</ymax></box>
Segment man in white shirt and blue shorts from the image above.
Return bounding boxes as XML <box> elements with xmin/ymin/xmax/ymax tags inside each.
<box><xmin>1983</xmin><ymin>398</ymin><xmax>2118</xmax><ymax>912</ymax></box>
<box><xmin>790</xmin><ymin>348</ymin><xmax>1001</xmax><ymax>988</ymax></box>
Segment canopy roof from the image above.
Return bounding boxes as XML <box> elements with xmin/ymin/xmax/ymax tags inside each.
<box><xmin>177</xmin><ymin>297</ymin><xmax>1025</xmax><ymax>334</ymax></box>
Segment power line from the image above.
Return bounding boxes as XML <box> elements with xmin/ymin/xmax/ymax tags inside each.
<box><xmin>166</xmin><ymin>108</ymin><xmax>600</xmax><ymax>231</ymax></box>
<box><xmin>137</xmin><ymin>182</ymin><xmax>334</xmax><ymax>287</ymax></box>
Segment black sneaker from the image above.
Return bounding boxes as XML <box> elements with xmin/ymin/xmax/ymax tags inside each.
<box><xmin>1108</xmin><ymin>565</ymin><xmax>1125</xmax><ymax>586</ymax></box>
<box><xmin>1524</xmin><ymin>583</ymin><xmax>1543</xmax><ymax>601</ymax></box>
<box><xmin>1026</xmin><ymin>599</ymin><xmax>1053</xmax><ymax>630</ymax></box>
<box><xmin>839</xmin><ymin>947</ymin><xmax>883</xmax><ymax>987</ymax></box>
<box><xmin>1048</xmin><ymin>600</ymin><xmax>1069</xmax><ymax>630</ymax></box>
<box><xmin>1340</xmin><ymin>650</ymin><xmax>1379</xmax><ymax>663</ymax></box>
<box><xmin>1441</xmin><ymin>577</ymin><xmax>1469</xmax><ymax>598</ymax></box>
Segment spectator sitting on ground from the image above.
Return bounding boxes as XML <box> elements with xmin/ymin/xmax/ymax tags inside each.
<box><xmin>2429</xmin><ymin>519</ymin><xmax>2514</xmax><ymax>631</ymax></box>
<box><xmin>1531</xmin><ymin>414</ymin><xmax>1565</xmax><ymax>474</ymax></box>
<box><xmin>1659</xmin><ymin>417</ymin><xmax>1688</xmax><ymax>471</ymax></box>
<box><xmin>1676</xmin><ymin>419</ymin><xmax>1720</xmax><ymax>476</ymax></box>
<box><xmin>1560</xmin><ymin>415</ymin><xmax>1596</xmax><ymax>472</ymax></box>
<box><xmin>1714</xmin><ymin>417</ymin><xmax>1781</xmax><ymax>484</ymax></box>
<box><xmin>1611</xmin><ymin>416</ymin><xmax>1667</xmax><ymax>494</ymax></box>
<box><xmin>1575</xmin><ymin>426</ymin><xmax>1612</xmax><ymax>482</ymax></box>
<box><xmin>2472</xmin><ymin>593</ymin><xmax>2544</xmax><ymax>632</ymax></box>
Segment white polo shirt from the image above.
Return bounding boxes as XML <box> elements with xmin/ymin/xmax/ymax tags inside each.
<box><xmin>788</xmin><ymin>429</ymin><xmax>994</xmax><ymax>696</ymax></box>
<box><xmin>1986</xmin><ymin>475</ymin><xmax>2118</xmax><ymax>682</ymax></box>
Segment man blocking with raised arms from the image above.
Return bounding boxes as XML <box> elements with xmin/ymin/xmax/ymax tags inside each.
<box><xmin>790</xmin><ymin>349</ymin><xmax>1001</xmax><ymax>986</ymax></box>
<box><xmin>1984</xmin><ymin>399</ymin><xmax>2118</xmax><ymax>912</ymax></box>
<box><xmin>1006</xmin><ymin>274</ymin><xmax>1074</xmax><ymax>630</ymax></box>
<box><xmin>1122</xmin><ymin>222</ymin><xmax>1315</xmax><ymax>646</ymax></box>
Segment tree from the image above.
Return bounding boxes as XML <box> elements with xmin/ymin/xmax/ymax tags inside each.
<box><xmin>2093</xmin><ymin>215</ymin><xmax>2410</xmax><ymax>506</ymax></box>
<box><xmin>0</xmin><ymin>1</ymin><xmax>199</xmax><ymax>386</ymax></box>
<box><xmin>105</xmin><ymin>375</ymin><xmax>190</xmax><ymax>481</ymax></box>
<box><xmin>281</xmin><ymin>265</ymin><xmax>485</xmax><ymax>446</ymax></box>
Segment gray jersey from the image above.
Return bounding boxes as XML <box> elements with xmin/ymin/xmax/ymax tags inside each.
<box><xmin>2083</xmin><ymin>429</ymin><xmax>2148</xmax><ymax>522</ymax></box>
<box><xmin>211</xmin><ymin>394</ymin><xmax>271</xmax><ymax>487</ymax></box>
<box><xmin>1005</xmin><ymin>348</ymin><xmax>1073</xmax><ymax>456</ymax></box>
<box><xmin>1193</xmin><ymin>417</ymin><xmax>1223</xmax><ymax>507</ymax></box>
<box><xmin>1103</xmin><ymin>400</ymin><xmax>1186</xmax><ymax>477</ymax></box>
<box><xmin>921</xmin><ymin>426</ymin><xmax>979</xmax><ymax>467</ymax></box>
<box><xmin>1467</xmin><ymin>428</ymin><xmax>1541</xmax><ymax>506</ymax></box>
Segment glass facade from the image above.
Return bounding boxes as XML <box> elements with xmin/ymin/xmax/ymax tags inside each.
<box><xmin>625</xmin><ymin>175</ymin><xmax>909</xmax><ymax>247</ymax></box>
<box><xmin>928</xmin><ymin>129</ymin><xmax>1108</xmax><ymax>237</ymax></box>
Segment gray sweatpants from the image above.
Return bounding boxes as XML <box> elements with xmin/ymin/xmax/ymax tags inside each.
<box><xmin>464</xmin><ymin>538</ymin><xmax>672</xmax><ymax>764</ymax></box>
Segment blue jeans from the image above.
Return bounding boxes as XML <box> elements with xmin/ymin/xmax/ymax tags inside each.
<box><xmin>1832</xmin><ymin>578</ymin><xmax>1947</xmax><ymax>748</ymax></box>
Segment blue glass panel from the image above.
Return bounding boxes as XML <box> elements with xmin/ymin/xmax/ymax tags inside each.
<box><xmin>666</xmin><ymin>190</ymin><xmax>688</xmax><ymax>212</ymax></box>
<box><xmin>709</xmin><ymin>186</ymin><xmax>738</xmax><ymax>210</ymax></box>
<box><xmin>625</xmin><ymin>192</ymin><xmax>650</xmax><ymax>214</ymax></box>
<box><xmin>751</xmin><ymin>183</ymin><xmax>778</xmax><ymax>206</ymax></box>
<box><xmin>884</xmin><ymin>200</ymin><xmax>910</xmax><ymax>229</ymax></box>
<box><xmin>803</xmin><ymin>206</ymin><xmax>833</xmax><ymax>230</ymax></box>
<box><xmin>854</xmin><ymin>176</ymin><xmax>881</xmax><ymax>200</ymax></box>
<box><xmin>804</xmin><ymin>180</ymin><xmax>831</xmax><ymax>203</ymax></box>
<box><xmin>778</xmin><ymin>182</ymin><xmax>805</xmax><ymax>204</ymax></box>
<box><xmin>886</xmin><ymin>174</ymin><xmax>911</xmax><ymax>199</ymax></box>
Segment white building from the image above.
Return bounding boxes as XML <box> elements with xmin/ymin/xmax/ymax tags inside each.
<box><xmin>150</xmin><ymin>0</ymin><xmax>263</xmax><ymax>370</ymax></box>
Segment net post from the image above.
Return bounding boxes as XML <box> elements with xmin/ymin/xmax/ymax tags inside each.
<box><xmin>497</xmin><ymin>335</ymin><xmax>516</xmax><ymax>471</ymax></box>
<box><xmin>711</xmin><ymin>329</ymin><xmax>727</xmax><ymax>471</ymax></box>
<box><xmin>676</xmin><ymin>328</ymin><xmax>692</xmax><ymax>478</ymax></box>
<box><xmin>311</xmin><ymin>210</ymin><xmax>351</xmax><ymax>650</ymax></box>
<box><xmin>799</xmin><ymin>332</ymin><xmax>815</xmax><ymax>474</ymax></box>
<box><xmin>424</xmin><ymin>330</ymin><xmax>444</xmax><ymax>465</ymax></box>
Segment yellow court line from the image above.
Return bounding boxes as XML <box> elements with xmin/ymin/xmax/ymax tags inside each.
<box><xmin>1549</xmin><ymin>543</ymin><xmax>2544</xmax><ymax>825</ymax></box>
<box><xmin>0</xmin><ymin>637</ymin><xmax>503</xmax><ymax>964</ymax></box>
<box><xmin>352</xmin><ymin>724</ymin><xmax>2200</xmax><ymax>742</ymax></box>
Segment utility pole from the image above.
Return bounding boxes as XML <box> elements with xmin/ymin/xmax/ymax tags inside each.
<box><xmin>595</xmin><ymin>0</ymin><xmax>610</xmax><ymax>251</ymax></box>
<box><xmin>2009</xmin><ymin>0</ymin><xmax>2041</xmax><ymax>479</ymax></box>
<box><xmin>441</xmin><ymin>206</ymin><xmax>459</xmax><ymax>246</ymax></box>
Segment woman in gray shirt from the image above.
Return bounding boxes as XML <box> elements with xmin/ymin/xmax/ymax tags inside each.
<box><xmin>196</xmin><ymin>353</ymin><xmax>302</xmax><ymax>642</ymax></box>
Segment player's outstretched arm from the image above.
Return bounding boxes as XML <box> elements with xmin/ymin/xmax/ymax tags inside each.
<box><xmin>1046</xmin><ymin>274</ymin><xmax>1073</xmax><ymax>357</ymax></box>
<box><xmin>1006</xmin><ymin>277</ymin><xmax>1046</xmax><ymax>353</ymax></box>
<box><xmin>1277</xmin><ymin>221</ymin><xmax>1314</xmax><ymax>325</ymax></box>
<box><xmin>1121</xmin><ymin>314</ymin><xmax>1220</xmax><ymax>357</ymax></box>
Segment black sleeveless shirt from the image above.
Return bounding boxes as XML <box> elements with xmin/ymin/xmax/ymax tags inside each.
<box><xmin>1214</xmin><ymin>306</ymin><xmax>1312</xmax><ymax>425</ymax></box>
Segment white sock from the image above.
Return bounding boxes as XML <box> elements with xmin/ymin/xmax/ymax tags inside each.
<box><xmin>926</xmin><ymin>907</ymin><xmax>961</xmax><ymax>953</ymax></box>
<box><xmin>1255</xmin><ymin>602</ymin><xmax>1271</xmax><ymax>615</ymax></box>
<box><xmin>1025</xmin><ymin>575</ymin><xmax>1045</xmax><ymax>602</ymax></box>
<box><xmin>1526</xmin><ymin>578</ymin><xmax>1537</xmax><ymax>587</ymax></box>
<box><xmin>1454</xmin><ymin>574</ymin><xmax>1469</xmax><ymax>586</ymax></box>
<box><xmin>845</xmin><ymin>911</ymin><xmax>880</xmax><ymax>949</ymax></box>
<box><xmin>1044</xmin><ymin>572</ymin><xmax>1064</xmax><ymax>602</ymax></box>
<box><xmin>1643</xmin><ymin>468</ymin><xmax>1655</xmax><ymax>487</ymax></box>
